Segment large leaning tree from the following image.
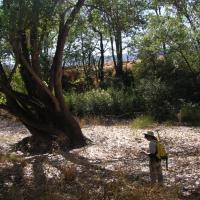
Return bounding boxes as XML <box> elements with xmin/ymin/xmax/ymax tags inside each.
<box><xmin>0</xmin><ymin>0</ymin><xmax>87</xmax><ymax>151</ymax></box>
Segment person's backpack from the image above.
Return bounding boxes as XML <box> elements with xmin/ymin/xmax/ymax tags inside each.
<box><xmin>156</xmin><ymin>132</ymin><xmax>168</xmax><ymax>170</ymax></box>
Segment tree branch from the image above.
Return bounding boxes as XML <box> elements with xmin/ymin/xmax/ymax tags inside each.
<box><xmin>18</xmin><ymin>52</ymin><xmax>60</xmax><ymax>111</ymax></box>
<box><xmin>49</xmin><ymin>0</ymin><xmax>85</xmax><ymax>111</ymax></box>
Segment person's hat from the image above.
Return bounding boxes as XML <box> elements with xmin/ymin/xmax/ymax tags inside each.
<box><xmin>144</xmin><ymin>131</ymin><xmax>157</xmax><ymax>140</ymax></box>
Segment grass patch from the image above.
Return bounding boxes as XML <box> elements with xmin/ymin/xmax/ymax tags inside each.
<box><xmin>0</xmin><ymin>153</ymin><xmax>25</xmax><ymax>163</ymax></box>
<box><xmin>130</xmin><ymin>115</ymin><xmax>155</xmax><ymax>129</ymax></box>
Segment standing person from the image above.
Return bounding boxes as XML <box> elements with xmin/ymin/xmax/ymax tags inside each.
<box><xmin>144</xmin><ymin>131</ymin><xmax>163</xmax><ymax>184</ymax></box>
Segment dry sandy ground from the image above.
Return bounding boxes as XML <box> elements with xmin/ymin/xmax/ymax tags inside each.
<box><xmin>0</xmin><ymin>118</ymin><xmax>200</xmax><ymax>199</ymax></box>
<box><xmin>80</xmin><ymin>126</ymin><xmax>200</xmax><ymax>195</ymax></box>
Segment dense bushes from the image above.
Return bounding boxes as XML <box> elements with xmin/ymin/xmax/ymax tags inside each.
<box><xmin>64</xmin><ymin>88</ymin><xmax>139</xmax><ymax>117</ymax></box>
<box><xmin>64</xmin><ymin>55</ymin><xmax>200</xmax><ymax>123</ymax></box>
<box><xmin>1</xmin><ymin>61</ymin><xmax>199</xmax><ymax>125</ymax></box>
<box><xmin>132</xmin><ymin>58</ymin><xmax>200</xmax><ymax>122</ymax></box>
<box><xmin>64</xmin><ymin>84</ymin><xmax>176</xmax><ymax>122</ymax></box>
<box><xmin>65</xmin><ymin>89</ymin><xmax>113</xmax><ymax>116</ymax></box>
<box><xmin>64</xmin><ymin>84</ymin><xmax>200</xmax><ymax>126</ymax></box>
<box><xmin>180</xmin><ymin>103</ymin><xmax>200</xmax><ymax>126</ymax></box>
<box><xmin>135</xmin><ymin>78</ymin><xmax>176</xmax><ymax>121</ymax></box>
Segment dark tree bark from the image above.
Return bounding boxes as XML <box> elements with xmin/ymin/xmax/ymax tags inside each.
<box><xmin>92</xmin><ymin>26</ymin><xmax>105</xmax><ymax>83</ymax></box>
<box><xmin>0</xmin><ymin>0</ymin><xmax>87</xmax><ymax>152</ymax></box>
<box><xmin>110</xmin><ymin>34</ymin><xmax>117</xmax><ymax>70</ymax></box>
<box><xmin>109</xmin><ymin>29</ymin><xmax>124</xmax><ymax>79</ymax></box>
<box><xmin>114</xmin><ymin>29</ymin><xmax>123</xmax><ymax>78</ymax></box>
<box><xmin>108</xmin><ymin>19</ymin><xmax>123</xmax><ymax>78</ymax></box>
<box><xmin>99</xmin><ymin>32</ymin><xmax>105</xmax><ymax>82</ymax></box>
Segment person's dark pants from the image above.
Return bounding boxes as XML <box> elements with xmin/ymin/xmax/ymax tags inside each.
<box><xmin>149</xmin><ymin>157</ymin><xmax>163</xmax><ymax>184</ymax></box>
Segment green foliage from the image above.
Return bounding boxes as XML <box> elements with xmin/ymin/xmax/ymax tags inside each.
<box><xmin>64</xmin><ymin>88</ymin><xmax>138</xmax><ymax>117</ymax></box>
<box><xmin>11</xmin><ymin>68</ymin><xmax>26</xmax><ymax>93</ymax></box>
<box><xmin>132</xmin><ymin>47</ymin><xmax>199</xmax><ymax>121</ymax></box>
<box><xmin>0</xmin><ymin>93</ymin><xmax>6</xmax><ymax>104</ymax></box>
<box><xmin>0</xmin><ymin>68</ymin><xmax>26</xmax><ymax>106</ymax></box>
<box><xmin>131</xmin><ymin>1</ymin><xmax>200</xmax><ymax>123</ymax></box>
<box><xmin>181</xmin><ymin>103</ymin><xmax>200</xmax><ymax>126</ymax></box>
<box><xmin>109</xmin><ymin>87</ymin><xmax>142</xmax><ymax>115</ymax></box>
<box><xmin>66</xmin><ymin>89</ymin><xmax>113</xmax><ymax>116</ymax></box>
<box><xmin>136</xmin><ymin>77</ymin><xmax>175</xmax><ymax>121</ymax></box>
<box><xmin>130</xmin><ymin>115</ymin><xmax>155</xmax><ymax>129</ymax></box>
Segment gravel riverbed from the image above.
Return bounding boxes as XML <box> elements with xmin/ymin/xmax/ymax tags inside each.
<box><xmin>0</xmin><ymin>118</ymin><xmax>200</xmax><ymax>199</ymax></box>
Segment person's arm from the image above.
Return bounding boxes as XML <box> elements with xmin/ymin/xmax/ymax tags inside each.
<box><xmin>141</xmin><ymin>150</ymin><xmax>148</xmax><ymax>155</ymax></box>
<box><xmin>141</xmin><ymin>147</ymin><xmax>148</xmax><ymax>155</ymax></box>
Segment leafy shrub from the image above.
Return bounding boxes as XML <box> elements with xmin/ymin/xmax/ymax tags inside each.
<box><xmin>107</xmin><ymin>88</ymin><xmax>138</xmax><ymax>115</ymax></box>
<box><xmin>0</xmin><ymin>93</ymin><xmax>6</xmax><ymax>104</ymax></box>
<box><xmin>64</xmin><ymin>88</ymin><xmax>138</xmax><ymax>117</ymax></box>
<box><xmin>11</xmin><ymin>68</ymin><xmax>26</xmax><ymax>93</ymax></box>
<box><xmin>136</xmin><ymin>78</ymin><xmax>175</xmax><ymax>121</ymax></box>
<box><xmin>65</xmin><ymin>89</ymin><xmax>113</xmax><ymax>116</ymax></box>
<box><xmin>0</xmin><ymin>69</ymin><xmax>25</xmax><ymax>107</ymax></box>
<box><xmin>130</xmin><ymin>115</ymin><xmax>155</xmax><ymax>129</ymax></box>
<box><xmin>133</xmin><ymin>57</ymin><xmax>200</xmax><ymax>122</ymax></box>
<box><xmin>180</xmin><ymin>103</ymin><xmax>200</xmax><ymax>126</ymax></box>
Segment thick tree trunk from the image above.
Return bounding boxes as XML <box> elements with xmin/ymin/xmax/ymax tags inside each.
<box><xmin>1</xmin><ymin>0</ymin><xmax>87</xmax><ymax>152</ymax></box>
<box><xmin>21</xmin><ymin>109</ymin><xmax>87</xmax><ymax>152</ymax></box>
<box><xmin>0</xmin><ymin>84</ymin><xmax>87</xmax><ymax>152</ymax></box>
<box><xmin>0</xmin><ymin>88</ymin><xmax>86</xmax><ymax>153</ymax></box>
